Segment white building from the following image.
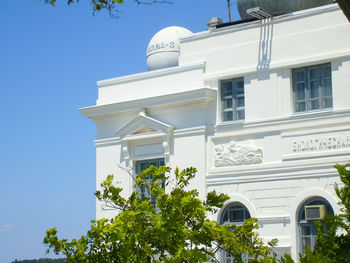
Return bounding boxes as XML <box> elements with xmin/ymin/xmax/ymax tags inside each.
<box><xmin>80</xmin><ymin>3</ymin><xmax>350</xmax><ymax>261</ymax></box>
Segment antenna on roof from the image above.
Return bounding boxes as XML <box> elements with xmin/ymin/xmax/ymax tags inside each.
<box><xmin>227</xmin><ymin>0</ymin><xmax>232</xmax><ymax>22</ymax></box>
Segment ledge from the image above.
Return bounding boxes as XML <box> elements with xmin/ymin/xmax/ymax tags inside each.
<box><xmin>97</xmin><ymin>61</ymin><xmax>206</xmax><ymax>88</ymax></box>
<box><xmin>79</xmin><ymin>88</ymin><xmax>217</xmax><ymax>118</ymax></box>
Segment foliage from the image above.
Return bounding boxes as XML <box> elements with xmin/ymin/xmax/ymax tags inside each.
<box><xmin>12</xmin><ymin>259</ymin><xmax>65</xmax><ymax>263</ymax></box>
<box><xmin>278</xmin><ymin>254</ymin><xmax>294</xmax><ymax>263</ymax></box>
<box><xmin>43</xmin><ymin>0</ymin><xmax>172</xmax><ymax>18</ymax></box>
<box><xmin>279</xmin><ymin>163</ymin><xmax>350</xmax><ymax>263</ymax></box>
<box><xmin>298</xmin><ymin>249</ymin><xmax>334</xmax><ymax>263</ymax></box>
<box><xmin>44</xmin><ymin>165</ymin><xmax>277</xmax><ymax>263</ymax></box>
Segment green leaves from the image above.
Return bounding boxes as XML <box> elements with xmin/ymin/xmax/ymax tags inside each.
<box><xmin>44</xmin><ymin>165</ymin><xmax>276</xmax><ymax>262</ymax></box>
<box><xmin>279</xmin><ymin>163</ymin><xmax>350</xmax><ymax>263</ymax></box>
<box><xmin>205</xmin><ymin>190</ymin><xmax>230</xmax><ymax>213</ymax></box>
<box><xmin>334</xmin><ymin>163</ymin><xmax>350</xmax><ymax>223</ymax></box>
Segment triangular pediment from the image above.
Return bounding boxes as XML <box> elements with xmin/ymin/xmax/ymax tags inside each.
<box><xmin>132</xmin><ymin>125</ymin><xmax>157</xmax><ymax>134</ymax></box>
<box><xmin>115</xmin><ymin>113</ymin><xmax>173</xmax><ymax>139</ymax></box>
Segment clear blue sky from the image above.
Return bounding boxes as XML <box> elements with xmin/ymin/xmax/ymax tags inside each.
<box><xmin>0</xmin><ymin>1</ymin><xmax>240</xmax><ymax>262</ymax></box>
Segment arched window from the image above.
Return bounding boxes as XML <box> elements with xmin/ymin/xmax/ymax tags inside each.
<box><xmin>220</xmin><ymin>202</ymin><xmax>251</xmax><ymax>263</ymax></box>
<box><xmin>298</xmin><ymin>197</ymin><xmax>334</xmax><ymax>253</ymax></box>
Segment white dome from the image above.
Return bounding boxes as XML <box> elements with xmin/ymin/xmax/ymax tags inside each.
<box><xmin>146</xmin><ymin>26</ymin><xmax>193</xmax><ymax>71</ymax></box>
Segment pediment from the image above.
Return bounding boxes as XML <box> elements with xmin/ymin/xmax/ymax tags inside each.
<box><xmin>115</xmin><ymin>113</ymin><xmax>173</xmax><ymax>139</ymax></box>
<box><xmin>132</xmin><ymin>125</ymin><xmax>157</xmax><ymax>134</ymax></box>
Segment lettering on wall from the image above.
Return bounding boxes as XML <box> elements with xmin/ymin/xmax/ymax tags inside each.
<box><xmin>147</xmin><ymin>42</ymin><xmax>176</xmax><ymax>54</ymax></box>
<box><xmin>214</xmin><ymin>140</ymin><xmax>263</xmax><ymax>167</ymax></box>
<box><xmin>292</xmin><ymin>135</ymin><xmax>350</xmax><ymax>153</ymax></box>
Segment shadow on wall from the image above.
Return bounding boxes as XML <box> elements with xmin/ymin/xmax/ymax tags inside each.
<box><xmin>257</xmin><ymin>18</ymin><xmax>274</xmax><ymax>70</ymax></box>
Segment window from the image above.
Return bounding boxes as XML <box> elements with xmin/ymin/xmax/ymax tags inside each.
<box><xmin>221</xmin><ymin>77</ymin><xmax>245</xmax><ymax>121</ymax></box>
<box><xmin>298</xmin><ymin>197</ymin><xmax>334</xmax><ymax>253</ymax></box>
<box><xmin>135</xmin><ymin>158</ymin><xmax>165</xmax><ymax>200</ymax></box>
<box><xmin>220</xmin><ymin>203</ymin><xmax>251</xmax><ymax>263</ymax></box>
<box><xmin>293</xmin><ymin>63</ymin><xmax>332</xmax><ymax>112</ymax></box>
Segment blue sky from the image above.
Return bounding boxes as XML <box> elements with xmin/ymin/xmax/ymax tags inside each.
<box><xmin>0</xmin><ymin>1</ymin><xmax>240</xmax><ymax>262</ymax></box>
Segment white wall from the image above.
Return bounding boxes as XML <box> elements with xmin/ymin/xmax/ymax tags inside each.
<box><xmin>81</xmin><ymin>5</ymin><xmax>350</xmax><ymax>262</ymax></box>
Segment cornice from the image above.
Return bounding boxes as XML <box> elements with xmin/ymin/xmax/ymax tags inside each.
<box><xmin>97</xmin><ymin>61</ymin><xmax>205</xmax><ymax>88</ymax></box>
<box><xmin>181</xmin><ymin>4</ymin><xmax>339</xmax><ymax>44</ymax></box>
<box><xmin>79</xmin><ymin>88</ymin><xmax>217</xmax><ymax>118</ymax></box>
<box><xmin>206</xmin><ymin>160</ymin><xmax>341</xmax><ymax>186</ymax></box>
<box><xmin>173</xmin><ymin>126</ymin><xmax>207</xmax><ymax>138</ymax></box>
<box><xmin>94</xmin><ymin>137</ymin><xmax>120</xmax><ymax>147</ymax></box>
<box><xmin>214</xmin><ymin>108</ymin><xmax>350</xmax><ymax>135</ymax></box>
<box><xmin>204</xmin><ymin>51</ymin><xmax>350</xmax><ymax>81</ymax></box>
<box><xmin>122</xmin><ymin>131</ymin><xmax>168</xmax><ymax>142</ymax></box>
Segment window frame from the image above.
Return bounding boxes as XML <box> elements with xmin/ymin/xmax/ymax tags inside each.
<box><xmin>134</xmin><ymin>158</ymin><xmax>165</xmax><ymax>201</ymax></box>
<box><xmin>297</xmin><ymin>197</ymin><xmax>334</xmax><ymax>254</ymax></box>
<box><xmin>292</xmin><ymin>63</ymin><xmax>333</xmax><ymax>113</ymax></box>
<box><xmin>219</xmin><ymin>202</ymin><xmax>251</xmax><ymax>263</ymax></box>
<box><xmin>220</xmin><ymin>77</ymin><xmax>245</xmax><ymax>122</ymax></box>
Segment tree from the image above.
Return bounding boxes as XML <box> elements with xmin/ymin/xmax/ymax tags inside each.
<box><xmin>44</xmin><ymin>165</ymin><xmax>277</xmax><ymax>262</ymax></box>
<box><xmin>280</xmin><ymin>163</ymin><xmax>350</xmax><ymax>263</ymax></box>
<box><xmin>43</xmin><ymin>0</ymin><xmax>172</xmax><ymax>18</ymax></box>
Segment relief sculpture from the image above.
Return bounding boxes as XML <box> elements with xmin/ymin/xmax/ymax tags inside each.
<box><xmin>214</xmin><ymin>140</ymin><xmax>263</xmax><ymax>167</ymax></box>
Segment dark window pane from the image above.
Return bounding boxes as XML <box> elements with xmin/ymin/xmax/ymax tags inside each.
<box><xmin>223</xmin><ymin>82</ymin><xmax>233</xmax><ymax>97</ymax></box>
<box><xmin>309</xmin><ymin>81</ymin><xmax>319</xmax><ymax>98</ymax></box>
<box><xmin>224</xmin><ymin>99</ymin><xmax>233</xmax><ymax>109</ymax></box>
<box><xmin>323</xmin><ymin>98</ymin><xmax>333</xmax><ymax>108</ymax></box>
<box><xmin>309</xmin><ymin>100</ymin><xmax>319</xmax><ymax>110</ymax></box>
<box><xmin>309</xmin><ymin>68</ymin><xmax>319</xmax><ymax>79</ymax></box>
<box><xmin>322</xmin><ymin>65</ymin><xmax>331</xmax><ymax>77</ymax></box>
<box><xmin>296</xmin><ymin>102</ymin><xmax>306</xmax><ymax>112</ymax></box>
<box><xmin>322</xmin><ymin>79</ymin><xmax>332</xmax><ymax>96</ymax></box>
<box><xmin>236</xmin><ymin>87</ymin><xmax>244</xmax><ymax>96</ymax></box>
<box><xmin>296</xmin><ymin>83</ymin><xmax>305</xmax><ymax>100</ymax></box>
<box><xmin>296</xmin><ymin>70</ymin><xmax>305</xmax><ymax>82</ymax></box>
<box><xmin>223</xmin><ymin>111</ymin><xmax>233</xmax><ymax>121</ymax></box>
<box><xmin>237</xmin><ymin>97</ymin><xmax>244</xmax><ymax>107</ymax></box>
<box><xmin>229</xmin><ymin>209</ymin><xmax>244</xmax><ymax>222</ymax></box>
<box><xmin>223</xmin><ymin>212</ymin><xmax>228</xmax><ymax>223</ymax></box>
<box><xmin>237</xmin><ymin>110</ymin><xmax>245</xmax><ymax>120</ymax></box>
<box><xmin>237</xmin><ymin>79</ymin><xmax>244</xmax><ymax>89</ymax></box>
<box><xmin>302</xmin><ymin>225</ymin><xmax>311</xmax><ymax>235</ymax></box>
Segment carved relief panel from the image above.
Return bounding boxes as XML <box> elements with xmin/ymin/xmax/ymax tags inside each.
<box><xmin>214</xmin><ymin>140</ymin><xmax>263</xmax><ymax>167</ymax></box>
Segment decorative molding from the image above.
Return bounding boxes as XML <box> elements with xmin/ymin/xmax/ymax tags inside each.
<box><xmin>257</xmin><ymin>215</ymin><xmax>291</xmax><ymax>224</ymax></box>
<box><xmin>206</xmin><ymin>162</ymin><xmax>340</xmax><ymax>186</ymax></box>
<box><xmin>79</xmin><ymin>88</ymin><xmax>217</xmax><ymax>118</ymax></box>
<box><xmin>173</xmin><ymin>126</ymin><xmax>207</xmax><ymax>137</ymax></box>
<box><xmin>94</xmin><ymin>137</ymin><xmax>121</xmax><ymax>147</ymax></box>
<box><xmin>148</xmin><ymin>97</ymin><xmax>214</xmax><ymax>113</ymax></box>
<box><xmin>114</xmin><ymin>111</ymin><xmax>173</xmax><ymax>163</ymax></box>
<box><xmin>121</xmin><ymin>140</ymin><xmax>129</xmax><ymax>161</ymax></box>
<box><xmin>214</xmin><ymin>140</ymin><xmax>263</xmax><ymax>167</ymax></box>
<box><xmin>182</xmin><ymin>4</ymin><xmax>339</xmax><ymax>44</ymax></box>
<box><xmin>115</xmin><ymin>113</ymin><xmax>173</xmax><ymax>139</ymax></box>
<box><xmin>214</xmin><ymin>108</ymin><xmax>350</xmax><ymax>137</ymax></box>
<box><xmin>282</xmin><ymin>149</ymin><xmax>350</xmax><ymax>161</ymax></box>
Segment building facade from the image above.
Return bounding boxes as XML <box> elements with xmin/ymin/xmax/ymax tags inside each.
<box><xmin>80</xmin><ymin>4</ymin><xmax>350</xmax><ymax>261</ymax></box>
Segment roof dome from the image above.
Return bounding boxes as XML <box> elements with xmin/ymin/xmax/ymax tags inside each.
<box><xmin>237</xmin><ymin>0</ymin><xmax>333</xmax><ymax>20</ymax></box>
<box><xmin>146</xmin><ymin>26</ymin><xmax>193</xmax><ymax>71</ymax></box>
